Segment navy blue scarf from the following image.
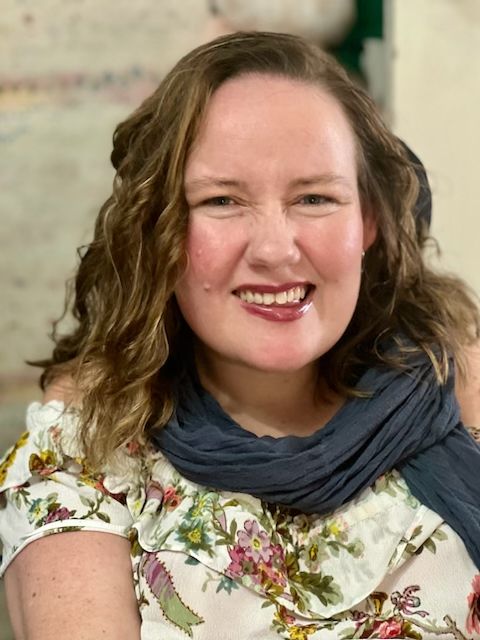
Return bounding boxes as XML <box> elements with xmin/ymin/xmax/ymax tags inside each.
<box><xmin>152</xmin><ymin>354</ymin><xmax>480</xmax><ymax>568</ymax></box>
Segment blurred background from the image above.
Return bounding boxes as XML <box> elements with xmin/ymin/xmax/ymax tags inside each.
<box><xmin>1</xmin><ymin>1</ymin><xmax>479</xmax><ymax>635</ymax></box>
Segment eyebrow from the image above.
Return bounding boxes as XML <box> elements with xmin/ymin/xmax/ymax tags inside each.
<box><xmin>185</xmin><ymin>177</ymin><xmax>248</xmax><ymax>193</ymax></box>
<box><xmin>185</xmin><ymin>173</ymin><xmax>353</xmax><ymax>193</ymax></box>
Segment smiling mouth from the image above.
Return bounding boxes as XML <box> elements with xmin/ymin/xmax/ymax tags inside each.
<box><xmin>234</xmin><ymin>284</ymin><xmax>314</xmax><ymax>306</ymax></box>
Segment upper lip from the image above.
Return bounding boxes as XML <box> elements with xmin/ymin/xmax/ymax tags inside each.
<box><xmin>233</xmin><ymin>282</ymin><xmax>312</xmax><ymax>294</ymax></box>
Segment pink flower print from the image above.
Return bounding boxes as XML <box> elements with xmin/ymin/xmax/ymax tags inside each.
<box><xmin>163</xmin><ymin>485</ymin><xmax>182</xmax><ymax>510</ymax></box>
<box><xmin>226</xmin><ymin>545</ymin><xmax>258</xmax><ymax>582</ymax></box>
<box><xmin>467</xmin><ymin>574</ymin><xmax>480</xmax><ymax>634</ymax></box>
<box><xmin>237</xmin><ymin>519</ymin><xmax>273</xmax><ymax>563</ymax></box>
<box><xmin>375</xmin><ymin>617</ymin><xmax>404</xmax><ymax>638</ymax></box>
<box><xmin>227</xmin><ymin>545</ymin><xmax>247</xmax><ymax>577</ymax></box>
<box><xmin>259</xmin><ymin>543</ymin><xmax>287</xmax><ymax>587</ymax></box>
<box><xmin>259</xmin><ymin>561</ymin><xmax>287</xmax><ymax>588</ymax></box>
<box><xmin>93</xmin><ymin>477</ymin><xmax>127</xmax><ymax>504</ymax></box>
<box><xmin>277</xmin><ymin>605</ymin><xmax>296</xmax><ymax>626</ymax></box>
<box><xmin>269</xmin><ymin>543</ymin><xmax>286</xmax><ymax>569</ymax></box>
<box><xmin>45</xmin><ymin>506</ymin><xmax>75</xmax><ymax>524</ymax></box>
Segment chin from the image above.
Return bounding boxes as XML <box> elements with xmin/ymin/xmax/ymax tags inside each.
<box><xmin>234</xmin><ymin>348</ymin><xmax>323</xmax><ymax>374</ymax></box>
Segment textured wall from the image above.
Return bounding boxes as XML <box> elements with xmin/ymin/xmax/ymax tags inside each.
<box><xmin>387</xmin><ymin>0</ymin><xmax>480</xmax><ymax>294</ymax></box>
<box><xmin>0</xmin><ymin>1</ymin><xmax>216</xmax><ymax>385</ymax></box>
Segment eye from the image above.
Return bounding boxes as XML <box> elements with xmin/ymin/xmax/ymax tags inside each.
<box><xmin>298</xmin><ymin>194</ymin><xmax>335</xmax><ymax>205</ymax></box>
<box><xmin>203</xmin><ymin>196</ymin><xmax>234</xmax><ymax>206</ymax></box>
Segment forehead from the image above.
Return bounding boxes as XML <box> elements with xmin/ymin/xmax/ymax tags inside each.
<box><xmin>185</xmin><ymin>74</ymin><xmax>358</xmax><ymax>180</ymax></box>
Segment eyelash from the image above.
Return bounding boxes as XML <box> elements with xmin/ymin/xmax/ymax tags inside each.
<box><xmin>201</xmin><ymin>194</ymin><xmax>336</xmax><ymax>207</ymax></box>
<box><xmin>298</xmin><ymin>194</ymin><xmax>336</xmax><ymax>206</ymax></box>
<box><xmin>203</xmin><ymin>196</ymin><xmax>234</xmax><ymax>206</ymax></box>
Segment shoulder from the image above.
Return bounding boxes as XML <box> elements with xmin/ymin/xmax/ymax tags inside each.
<box><xmin>0</xmin><ymin>383</ymin><xmax>153</xmax><ymax>578</ymax></box>
<box><xmin>42</xmin><ymin>373</ymin><xmax>80</xmax><ymax>407</ymax></box>
<box><xmin>456</xmin><ymin>339</ymin><xmax>480</xmax><ymax>433</ymax></box>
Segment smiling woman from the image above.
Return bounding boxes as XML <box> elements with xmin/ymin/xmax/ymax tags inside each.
<box><xmin>177</xmin><ymin>74</ymin><xmax>375</xmax><ymax>380</ymax></box>
<box><xmin>1</xmin><ymin>31</ymin><xmax>480</xmax><ymax>640</ymax></box>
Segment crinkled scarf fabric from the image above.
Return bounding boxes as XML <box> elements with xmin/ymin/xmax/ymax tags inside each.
<box><xmin>151</xmin><ymin>353</ymin><xmax>480</xmax><ymax>568</ymax></box>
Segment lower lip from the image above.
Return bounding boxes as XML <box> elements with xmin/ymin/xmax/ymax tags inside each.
<box><xmin>238</xmin><ymin>294</ymin><xmax>313</xmax><ymax>322</ymax></box>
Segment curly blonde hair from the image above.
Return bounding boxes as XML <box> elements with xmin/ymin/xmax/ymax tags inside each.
<box><xmin>33</xmin><ymin>31</ymin><xmax>479</xmax><ymax>468</ymax></box>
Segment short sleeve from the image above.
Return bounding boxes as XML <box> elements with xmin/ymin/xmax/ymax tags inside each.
<box><xmin>0</xmin><ymin>401</ymin><xmax>136</xmax><ymax>577</ymax></box>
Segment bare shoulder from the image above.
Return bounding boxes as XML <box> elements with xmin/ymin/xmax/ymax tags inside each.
<box><xmin>5</xmin><ymin>531</ymin><xmax>140</xmax><ymax>639</ymax></box>
<box><xmin>42</xmin><ymin>374</ymin><xmax>80</xmax><ymax>406</ymax></box>
<box><xmin>456</xmin><ymin>339</ymin><xmax>480</xmax><ymax>431</ymax></box>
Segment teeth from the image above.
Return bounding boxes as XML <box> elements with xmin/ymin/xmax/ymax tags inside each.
<box><xmin>238</xmin><ymin>285</ymin><xmax>308</xmax><ymax>306</ymax></box>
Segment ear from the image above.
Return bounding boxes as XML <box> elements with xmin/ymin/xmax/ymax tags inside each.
<box><xmin>362</xmin><ymin>208</ymin><xmax>377</xmax><ymax>251</ymax></box>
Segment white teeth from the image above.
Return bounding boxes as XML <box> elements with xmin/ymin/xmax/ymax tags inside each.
<box><xmin>237</xmin><ymin>285</ymin><xmax>308</xmax><ymax>306</ymax></box>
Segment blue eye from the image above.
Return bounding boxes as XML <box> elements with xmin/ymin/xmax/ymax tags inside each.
<box><xmin>205</xmin><ymin>196</ymin><xmax>233</xmax><ymax>206</ymax></box>
<box><xmin>300</xmin><ymin>194</ymin><xmax>331</xmax><ymax>205</ymax></box>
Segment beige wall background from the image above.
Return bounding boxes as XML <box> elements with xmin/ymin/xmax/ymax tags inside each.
<box><xmin>387</xmin><ymin>0</ymin><xmax>480</xmax><ymax>292</ymax></box>
<box><xmin>0</xmin><ymin>1</ymin><xmax>479</xmax><ymax>636</ymax></box>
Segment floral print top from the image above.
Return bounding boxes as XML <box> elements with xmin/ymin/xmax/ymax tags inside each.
<box><xmin>1</xmin><ymin>401</ymin><xmax>479</xmax><ymax>640</ymax></box>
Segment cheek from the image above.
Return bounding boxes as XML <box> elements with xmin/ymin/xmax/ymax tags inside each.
<box><xmin>182</xmin><ymin>218</ymin><xmax>245</xmax><ymax>288</ymax></box>
<box><xmin>302</xmin><ymin>217</ymin><xmax>364</xmax><ymax>278</ymax></box>
<box><xmin>176</xmin><ymin>219</ymin><xmax>245</xmax><ymax>334</ymax></box>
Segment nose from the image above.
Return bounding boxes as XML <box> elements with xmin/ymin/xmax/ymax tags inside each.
<box><xmin>244</xmin><ymin>209</ymin><xmax>301</xmax><ymax>269</ymax></box>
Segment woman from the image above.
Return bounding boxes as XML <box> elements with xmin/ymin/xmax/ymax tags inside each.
<box><xmin>1</xmin><ymin>32</ymin><xmax>480</xmax><ymax>640</ymax></box>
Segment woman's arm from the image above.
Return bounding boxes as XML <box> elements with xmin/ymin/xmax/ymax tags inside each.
<box><xmin>5</xmin><ymin>531</ymin><xmax>141</xmax><ymax>640</ymax></box>
<box><xmin>3</xmin><ymin>377</ymin><xmax>141</xmax><ymax>639</ymax></box>
<box><xmin>456</xmin><ymin>339</ymin><xmax>480</xmax><ymax>433</ymax></box>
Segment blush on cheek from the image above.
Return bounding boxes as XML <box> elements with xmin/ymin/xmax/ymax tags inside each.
<box><xmin>185</xmin><ymin>222</ymin><xmax>230</xmax><ymax>277</ymax></box>
<box><xmin>307</xmin><ymin>239</ymin><xmax>362</xmax><ymax>280</ymax></box>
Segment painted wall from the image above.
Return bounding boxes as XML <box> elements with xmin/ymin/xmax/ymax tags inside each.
<box><xmin>387</xmin><ymin>0</ymin><xmax>480</xmax><ymax>294</ymax></box>
<box><xmin>0</xmin><ymin>1</ymin><xmax>217</xmax><ymax>385</ymax></box>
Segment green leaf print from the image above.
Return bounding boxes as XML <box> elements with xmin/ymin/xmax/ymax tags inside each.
<box><xmin>431</xmin><ymin>527</ymin><xmax>448</xmax><ymax>542</ymax></box>
<box><xmin>296</xmin><ymin>572</ymin><xmax>342</xmax><ymax>607</ymax></box>
<box><xmin>141</xmin><ymin>553</ymin><xmax>203</xmax><ymax>637</ymax></box>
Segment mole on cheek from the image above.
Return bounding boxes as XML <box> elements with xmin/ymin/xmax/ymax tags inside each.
<box><xmin>203</xmin><ymin>283</ymin><xmax>212</xmax><ymax>292</ymax></box>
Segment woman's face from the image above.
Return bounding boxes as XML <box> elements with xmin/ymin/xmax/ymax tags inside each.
<box><xmin>175</xmin><ymin>73</ymin><xmax>376</xmax><ymax>373</ymax></box>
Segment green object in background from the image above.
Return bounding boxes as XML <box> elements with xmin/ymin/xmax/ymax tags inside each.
<box><xmin>329</xmin><ymin>0</ymin><xmax>383</xmax><ymax>79</ymax></box>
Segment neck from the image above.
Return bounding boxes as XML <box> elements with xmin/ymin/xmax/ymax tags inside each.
<box><xmin>195</xmin><ymin>347</ymin><xmax>344</xmax><ymax>438</ymax></box>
